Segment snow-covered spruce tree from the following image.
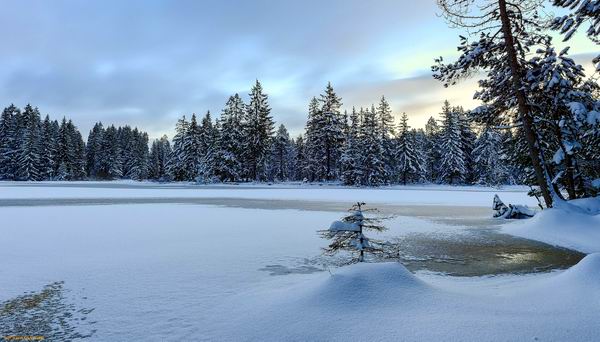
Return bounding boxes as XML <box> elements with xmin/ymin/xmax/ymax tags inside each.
<box><xmin>455</xmin><ymin>106</ymin><xmax>477</xmax><ymax>183</ymax></box>
<box><xmin>0</xmin><ymin>105</ymin><xmax>20</xmax><ymax>180</ymax></box>
<box><xmin>360</xmin><ymin>106</ymin><xmax>388</xmax><ymax>186</ymax></box>
<box><xmin>86</xmin><ymin>122</ymin><xmax>104</xmax><ymax>178</ymax></box>
<box><xmin>215</xmin><ymin>94</ymin><xmax>245</xmax><ymax>182</ymax></box>
<box><xmin>292</xmin><ymin>135</ymin><xmax>306</xmax><ymax>181</ymax></box>
<box><xmin>117</xmin><ymin>126</ymin><xmax>134</xmax><ymax>178</ymax></box>
<box><xmin>148</xmin><ymin>135</ymin><xmax>171</xmax><ymax>181</ymax></box>
<box><xmin>242</xmin><ymin>80</ymin><xmax>274</xmax><ymax>181</ymax></box>
<box><xmin>149</xmin><ymin>139</ymin><xmax>162</xmax><ymax>180</ymax></box>
<box><xmin>377</xmin><ymin>96</ymin><xmax>396</xmax><ymax>178</ymax></box>
<box><xmin>473</xmin><ymin>127</ymin><xmax>509</xmax><ymax>186</ymax></box>
<box><xmin>55</xmin><ymin>118</ymin><xmax>82</xmax><ymax>180</ymax></box>
<box><xmin>523</xmin><ymin>42</ymin><xmax>599</xmax><ymax>198</ymax></box>
<box><xmin>303</xmin><ymin>83</ymin><xmax>345</xmax><ymax>182</ymax></box>
<box><xmin>130</xmin><ymin>129</ymin><xmax>149</xmax><ymax>180</ymax></box>
<box><xmin>181</xmin><ymin>113</ymin><xmax>202</xmax><ymax>181</ymax></box>
<box><xmin>270</xmin><ymin>124</ymin><xmax>294</xmax><ymax>181</ymax></box>
<box><xmin>424</xmin><ymin>116</ymin><xmax>442</xmax><ymax>182</ymax></box>
<box><xmin>16</xmin><ymin>105</ymin><xmax>42</xmax><ymax>181</ymax></box>
<box><xmin>303</xmin><ymin>96</ymin><xmax>325</xmax><ymax>181</ymax></box>
<box><xmin>95</xmin><ymin>124</ymin><xmax>122</xmax><ymax>179</ymax></box>
<box><xmin>434</xmin><ymin>0</ymin><xmax>557</xmax><ymax>207</ymax></box>
<box><xmin>411</xmin><ymin>128</ymin><xmax>429</xmax><ymax>183</ymax></box>
<box><xmin>197</xmin><ymin>111</ymin><xmax>219</xmax><ymax>183</ymax></box>
<box><xmin>39</xmin><ymin>115</ymin><xmax>59</xmax><ymax>180</ymax></box>
<box><xmin>319</xmin><ymin>83</ymin><xmax>345</xmax><ymax>181</ymax></box>
<box><xmin>319</xmin><ymin>202</ymin><xmax>387</xmax><ymax>263</ymax></box>
<box><xmin>340</xmin><ymin>107</ymin><xmax>363</xmax><ymax>186</ymax></box>
<box><xmin>438</xmin><ymin>101</ymin><xmax>466</xmax><ymax>184</ymax></box>
<box><xmin>166</xmin><ymin>116</ymin><xmax>189</xmax><ymax>181</ymax></box>
<box><xmin>395</xmin><ymin>112</ymin><xmax>421</xmax><ymax>185</ymax></box>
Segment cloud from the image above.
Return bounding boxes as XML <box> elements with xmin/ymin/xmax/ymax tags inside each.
<box><xmin>0</xmin><ymin>0</ymin><xmax>596</xmax><ymax>140</ymax></box>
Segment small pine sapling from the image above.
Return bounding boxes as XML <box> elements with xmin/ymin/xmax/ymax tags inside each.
<box><xmin>319</xmin><ymin>202</ymin><xmax>387</xmax><ymax>263</ymax></box>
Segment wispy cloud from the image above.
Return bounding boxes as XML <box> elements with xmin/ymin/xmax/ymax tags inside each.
<box><xmin>0</xmin><ymin>0</ymin><xmax>596</xmax><ymax>139</ymax></box>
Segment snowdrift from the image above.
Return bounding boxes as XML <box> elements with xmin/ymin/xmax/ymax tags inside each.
<box><xmin>502</xmin><ymin>197</ymin><xmax>600</xmax><ymax>253</ymax></box>
<box><xmin>208</xmin><ymin>256</ymin><xmax>600</xmax><ymax>341</ymax></box>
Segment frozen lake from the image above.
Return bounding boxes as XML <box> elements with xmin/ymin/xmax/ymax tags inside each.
<box><xmin>0</xmin><ymin>182</ymin><xmax>586</xmax><ymax>340</ymax></box>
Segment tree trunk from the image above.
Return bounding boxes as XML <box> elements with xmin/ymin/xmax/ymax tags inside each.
<box><xmin>497</xmin><ymin>0</ymin><xmax>554</xmax><ymax>208</ymax></box>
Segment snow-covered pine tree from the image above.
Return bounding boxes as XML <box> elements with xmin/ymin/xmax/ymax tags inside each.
<box><xmin>148</xmin><ymin>135</ymin><xmax>171</xmax><ymax>181</ymax></box>
<box><xmin>86</xmin><ymin>122</ymin><xmax>104</xmax><ymax>178</ymax></box>
<box><xmin>319</xmin><ymin>83</ymin><xmax>345</xmax><ymax>181</ymax></box>
<box><xmin>292</xmin><ymin>135</ymin><xmax>306</xmax><ymax>181</ymax></box>
<box><xmin>303</xmin><ymin>96</ymin><xmax>325</xmax><ymax>182</ymax></box>
<box><xmin>395</xmin><ymin>112</ymin><xmax>420</xmax><ymax>185</ymax></box>
<box><xmin>197</xmin><ymin>111</ymin><xmax>219</xmax><ymax>183</ymax></box>
<box><xmin>70</xmin><ymin>122</ymin><xmax>87</xmax><ymax>180</ymax></box>
<box><xmin>215</xmin><ymin>94</ymin><xmax>245</xmax><ymax>182</ymax></box>
<box><xmin>455</xmin><ymin>106</ymin><xmax>477</xmax><ymax>184</ymax></box>
<box><xmin>270</xmin><ymin>124</ymin><xmax>293</xmax><ymax>181</ymax></box>
<box><xmin>95</xmin><ymin>124</ymin><xmax>122</xmax><ymax>179</ymax></box>
<box><xmin>411</xmin><ymin>128</ymin><xmax>429</xmax><ymax>183</ymax></box>
<box><xmin>377</xmin><ymin>96</ymin><xmax>396</xmax><ymax>178</ymax></box>
<box><xmin>424</xmin><ymin>116</ymin><xmax>441</xmax><ymax>182</ymax></box>
<box><xmin>129</xmin><ymin>129</ymin><xmax>149</xmax><ymax>180</ymax></box>
<box><xmin>182</xmin><ymin>113</ymin><xmax>202</xmax><ymax>181</ymax></box>
<box><xmin>39</xmin><ymin>115</ymin><xmax>59</xmax><ymax>180</ymax></box>
<box><xmin>242</xmin><ymin>80</ymin><xmax>274</xmax><ymax>181</ymax></box>
<box><xmin>149</xmin><ymin>139</ymin><xmax>162</xmax><ymax>180</ymax></box>
<box><xmin>525</xmin><ymin>41</ymin><xmax>600</xmax><ymax>198</ymax></box>
<box><xmin>438</xmin><ymin>101</ymin><xmax>466</xmax><ymax>184</ymax></box>
<box><xmin>53</xmin><ymin>119</ymin><xmax>86</xmax><ymax>180</ymax></box>
<box><xmin>473</xmin><ymin>127</ymin><xmax>509</xmax><ymax>186</ymax></box>
<box><xmin>360</xmin><ymin>106</ymin><xmax>387</xmax><ymax>186</ymax></box>
<box><xmin>16</xmin><ymin>104</ymin><xmax>42</xmax><ymax>180</ymax></box>
<box><xmin>340</xmin><ymin>107</ymin><xmax>362</xmax><ymax>186</ymax></box>
<box><xmin>434</xmin><ymin>0</ymin><xmax>557</xmax><ymax>206</ymax></box>
<box><xmin>319</xmin><ymin>202</ymin><xmax>387</xmax><ymax>263</ymax></box>
<box><xmin>118</xmin><ymin>126</ymin><xmax>135</xmax><ymax>178</ymax></box>
<box><xmin>0</xmin><ymin>105</ymin><xmax>20</xmax><ymax>180</ymax></box>
<box><xmin>167</xmin><ymin>116</ymin><xmax>189</xmax><ymax>181</ymax></box>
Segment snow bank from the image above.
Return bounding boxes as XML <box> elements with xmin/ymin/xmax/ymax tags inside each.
<box><xmin>502</xmin><ymin>197</ymin><xmax>600</xmax><ymax>253</ymax></box>
<box><xmin>208</xmin><ymin>256</ymin><xmax>600</xmax><ymax>341</ymax></box>
<box><xmin>552</xmin><ymin>253</ymin><xmax>600</xmax><ymax>285</ymax></box>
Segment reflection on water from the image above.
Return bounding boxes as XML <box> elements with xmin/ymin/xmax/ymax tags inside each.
<box><xmin>388</xmin><ymin>231</ymin><xmax>585</xmax><ymax>276</ymax></box>
<box><xmin>255</xmin><ymin>201</ymin><xmax>586</xmax><ymax>277</ymax></box>
<box><xmin>0</xmin><ymin>282</ymin><xmax>96</xmax><ymax>341</ymax></box>
<box><xmin>259</xmin><ymin>264</ymin><xmax>323</xmax><ymax>276</ymax></box>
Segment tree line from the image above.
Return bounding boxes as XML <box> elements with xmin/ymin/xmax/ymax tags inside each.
<box><xmin>0</xmin><ymin>1</ymin><xmax>598</xmax><ymax>206</ymax></box>
<box><xmin>2</xmin><ymin>78</ymin><xmax>594</xmax><ymax>191</ymax></box>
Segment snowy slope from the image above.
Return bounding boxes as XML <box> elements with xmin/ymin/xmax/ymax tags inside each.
<box><xmin>208</xmin><ymin>255</ymin><xmax>600</xmax><ymax>341</ymax></box>
<box><xmin>502</xmin><ymin>197</ymin><xmax>600</xmax><ymax>253</ymax></box>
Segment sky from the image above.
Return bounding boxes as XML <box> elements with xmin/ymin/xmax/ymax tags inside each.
<box><xmin>0</xmin><ymin>0</ymin><xmax>597</xmax><ymax>140</ymax></box>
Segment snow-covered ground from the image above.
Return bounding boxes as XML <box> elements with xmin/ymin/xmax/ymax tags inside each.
<box><xmin>209</xmin><ymin>256</ymin><xmax>600</xmax><ymax>341</ymax></box>
<box><xmin>502</xmin><ymin>197</ymin><xmax>600</xmax><ymax>254</ymax></box>
<box><xmin>1</xmin><ymin>182</ymin><xmax>598</xmax><ymax>341</ymax></box>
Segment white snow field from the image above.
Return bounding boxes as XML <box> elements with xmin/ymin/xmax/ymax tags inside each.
<box><xmin>0</xmin><ymin>182</ymin><xmax>598</xmax><ymax>341</ymax></box>
<box><xmin>0</xmin><ymin>180</ymin><xmax>539</xmax><ymax>207</ymax></box>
